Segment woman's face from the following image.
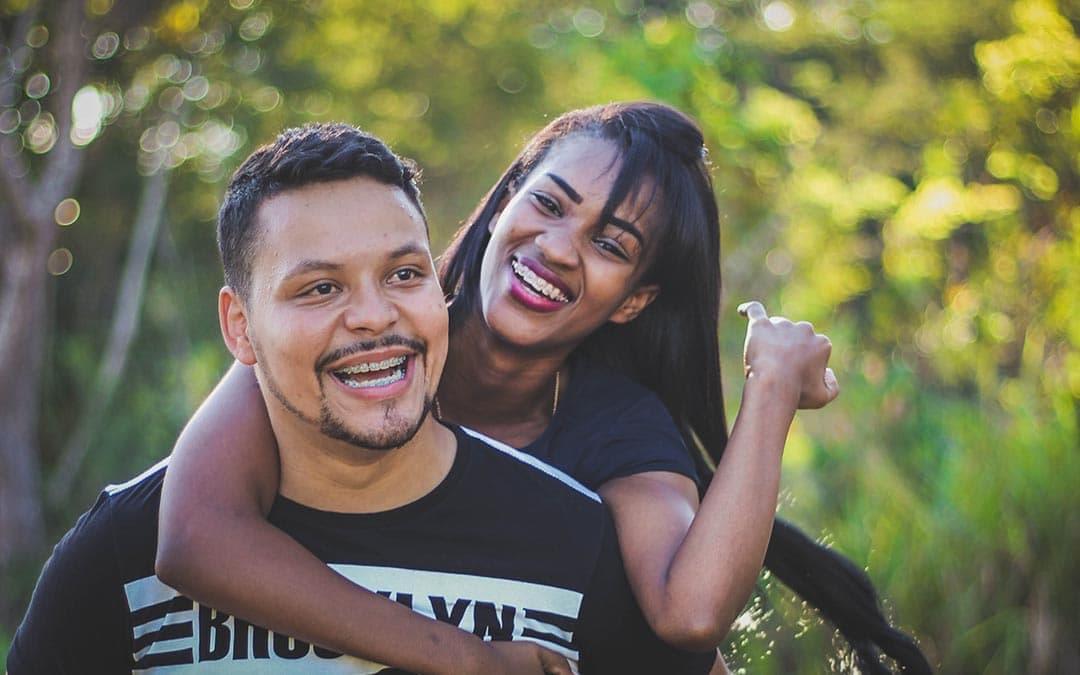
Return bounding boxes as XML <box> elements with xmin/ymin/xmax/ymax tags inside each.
<box><xmin>477</xmin><ymin>135</ymin><xmax>660</xmax><ymax>353</ymax></box>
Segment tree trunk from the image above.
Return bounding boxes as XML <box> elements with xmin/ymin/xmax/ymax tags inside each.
<box><xmin>0</xmin><ymin>0</ymin><xmax>87</xmax><ymax>575</ymax></box>
<box><xmin>0</xmin><ymin>236</ymin><xmax>52</xmax><ymax>569</ymax></box>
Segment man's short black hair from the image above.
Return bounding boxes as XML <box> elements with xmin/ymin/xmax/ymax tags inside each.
<box><xmin>217</xmin><ymin>122</ymin><xmax>425</xmax><ymax>299</ymax></box>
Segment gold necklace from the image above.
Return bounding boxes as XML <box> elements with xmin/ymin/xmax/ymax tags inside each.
<box><xmin>434</xmin><ymin>370</ymin><xmax>560</xmax><ymax>420</ymax></box>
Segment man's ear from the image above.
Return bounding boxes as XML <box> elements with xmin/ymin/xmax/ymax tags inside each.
<box><xmin>608</xmin><ymin>284</ymin><xmax>659</xmax><ymax>325</ymax></box>
<box><xmin>219</xmin><ymin>286</ymin><xmax>257</xmax><ymax>365</ymax></box>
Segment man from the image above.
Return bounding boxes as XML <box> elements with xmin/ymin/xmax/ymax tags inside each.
<box><xmin>8</xmin><ymin>124</ymin><xmax>717</xmax><ymax>674</ymax></box>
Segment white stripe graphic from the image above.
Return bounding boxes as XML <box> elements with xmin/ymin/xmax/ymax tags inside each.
<box><xmin>123</xmin><ymin>565</ymin><xmax>583</xmax><ymax>672</ymax></box>
<box><xmin>459</xmin><ymin>426</ymin><xmax>601</xmax><ymax>502</ymax></box>
<box><xmin>125</xmin><ymin>574</ymin><xmax>182</xmax><ymax>611</ymax></box>
<box><xmin>105</xmin><ymin>457</ymin><xmax>170</xmax><ymax>495</ymax></box>
<box><xmin>331</xmin><ymin>563</ymin><xmax>582</xmax><ymax>616</ymax></box>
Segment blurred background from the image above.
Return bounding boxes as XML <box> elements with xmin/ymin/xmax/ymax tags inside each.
<box><xmin>0</xmin><ymin>0</ymin><xmax>1077</xmax><ymax>672</ymax></box>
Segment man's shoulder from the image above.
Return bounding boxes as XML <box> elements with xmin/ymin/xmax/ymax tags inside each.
<box><xmin>98</xmin><ymin>457</ymin><xmax>169</xmax><ymax>540</ymax></box>
<box><xmin>102</xmin><ymin>456</ymin><xmax>170</xmax><ymax>497</ymax></box>
<box><xmin>52</xmin><ymin>457</ymin><xmax>167</xmax><ymax>547</ymax></box>
<box><xmin>7</xmin><ymin>459</ymin><xmax>168</xmax><ymax>674</ymax></box>
<box><xmin>50</xmin><ymin>458</ymin><xmax>167</xmax><ymax>591</ymax></box>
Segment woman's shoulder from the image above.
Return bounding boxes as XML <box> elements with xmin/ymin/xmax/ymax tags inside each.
<box><xmin>562</xmin><ymin>359</ymin><xmax>660</xmax><ymax>415</ymax></box>
<box><xmin>538</xmin><ymin>359</ymin><xmax>699</xmax><ymax>490</ymax></box>
<box><xmin>562</xmin><ymin>360</ymin><xmax>683</xmax><ymax>446</ymax></box>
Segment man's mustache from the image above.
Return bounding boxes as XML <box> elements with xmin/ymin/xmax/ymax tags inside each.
<box><xmin>315</xmin><ymin>335</ymin><xmax>427</xmax><ymax>373</ymax></box>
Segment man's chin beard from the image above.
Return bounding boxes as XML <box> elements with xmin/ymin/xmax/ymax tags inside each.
<box><xmin>317</xmin><ymin>397</ymin><xmax>433</xmax><ymax>451</ymax></box>
<box><xmin>257</xmin><ymin>359</ymin><xmax>433</xmax><ymax>452</ymax></box>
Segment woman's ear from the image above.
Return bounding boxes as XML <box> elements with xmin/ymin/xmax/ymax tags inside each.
<box><xmin>488</xmin><ymin>185</ymin><xmax>515</xmax><ymax>234</ymax></box>
<box><xmin>219</xmin><ymin>287</ymin><xmax>257</xmax><ymax>365</ymax></box>
<box><xmin>609</xmin><ymin>284</ymin><xmax>659</xmax><ymax>325</ymax></box>
<box><xmin>490</xmin><ymin>179</ymin><xmax>522</xmax><ymax>234</ymax></box>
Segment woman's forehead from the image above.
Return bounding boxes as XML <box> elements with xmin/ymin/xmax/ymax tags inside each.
<box><xmin>533</xmin><ymin>135</ymin><xmax>658</xmax><ymax>223</ymax></box>
<box><xmin>535</xmin><ymin>136</ymin><xmax>620</xmax><ymax>187</ymax></box>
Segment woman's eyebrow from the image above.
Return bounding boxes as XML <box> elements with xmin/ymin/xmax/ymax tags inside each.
<box><xmin>545</xmin><ymin>173</ymin><xmax>583</xmax><ymax>204</ymax></box>
<box><xmin>545</xmin><ymin>171</ymin><xmax>644</xmax><ymax>246</ymax></box>
<box><xmin>607</xmin><ymin>216</ymin><xmax>644</xmax><ymax>247</ymax></box>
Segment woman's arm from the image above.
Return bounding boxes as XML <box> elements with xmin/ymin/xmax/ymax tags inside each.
<box><xmin>597</xmin><ymin>302</ymin><xmax>837</xmax><ymax>652</ymax></box>
<box><xmin>156</xmin><ymin>362</ymin><xmax>566</xmax><ymax>675</ymax></box>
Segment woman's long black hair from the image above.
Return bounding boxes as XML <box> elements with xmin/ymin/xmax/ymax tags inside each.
<box><xmin>440</xmin><ymin>102</ymin><xmax>932</xmax><ymax>674</ymax></box>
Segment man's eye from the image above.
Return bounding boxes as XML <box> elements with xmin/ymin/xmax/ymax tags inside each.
<box><xmin>310</xmin><ymin>282</ymin><xmax>336</xmax><ymax>296</ymax></box>
<box><xmin>391</xmin><ymin>268</ymin><xmax>420</xmax><ymax>282</ymax></box>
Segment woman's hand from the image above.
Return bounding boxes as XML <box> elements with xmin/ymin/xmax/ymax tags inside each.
<box><xmin>738</xmin><ymin>300</ymin><xmax>839</xmax><ymax>410</ymax></box>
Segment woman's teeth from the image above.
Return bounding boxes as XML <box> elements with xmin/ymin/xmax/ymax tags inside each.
<box><xmin>512</xmin><ymin>260</ymin><xmax>569</xmax><ymax>303</ymax></box>
<box><xmin>334</xmin><ymin>355</ymin><xmax>408</xmax><ymax>388</ymax></box>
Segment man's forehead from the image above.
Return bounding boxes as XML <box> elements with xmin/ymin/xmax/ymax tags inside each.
<box><xmin>251</xmin><ymin>178</ymin><xmax>430</xmax><ymax>277</ymax></box>
<box><xmin>260</xmin><ymin>177</ymin><xmax>422</xmax><ymax>224</ymax></box>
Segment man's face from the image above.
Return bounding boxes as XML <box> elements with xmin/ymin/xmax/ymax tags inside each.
<box><xmin>223</xmin><ymin>176</ymin><xmax>448</xmax><ymax>451</ymax></box>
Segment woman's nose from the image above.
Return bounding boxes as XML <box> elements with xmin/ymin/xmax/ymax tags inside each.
<box><xmin>534</xmin><ymin>227</ymin><xmax>579</xmax><ymax>269</ymax></box>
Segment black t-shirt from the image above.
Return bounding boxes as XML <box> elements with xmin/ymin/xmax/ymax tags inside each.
<box><xmin>491</xmin><ymin>359</ymin><xmax>699</xmax><ymax>491</ymax></box>
<box><xmin>8</xmin><ymin>426</ymin><xmax>714</xmax><ymax>674</ymax></box>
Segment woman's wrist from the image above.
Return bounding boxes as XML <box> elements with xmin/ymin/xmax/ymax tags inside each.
<box><xmin>743</xmin><ymin>366</ymin><xmax>802</xmax><ymax>413</ymax></box>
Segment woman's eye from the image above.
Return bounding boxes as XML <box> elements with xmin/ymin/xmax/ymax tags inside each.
<box><xmin>534</xmin><ymin>193</ymin><xmax>561</xmax><ymax>216</ymax></box>
<box><xmin>310</xmin><ymin>282</ymin><xmax>336</xmax><ymax>296</ymax></box>
<box><xmin>595</xmin><ymin>238</ymin><xmax>629</xmax><ymax>261</ymax></box>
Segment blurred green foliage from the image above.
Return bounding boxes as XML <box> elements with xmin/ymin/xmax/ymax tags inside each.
<box><xmin>1</xmin><ymin>0</ymin><xmax>1077</xmax><ymax>672</ymax></box>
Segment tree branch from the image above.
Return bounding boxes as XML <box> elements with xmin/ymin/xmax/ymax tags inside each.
<box><xmin>0</xmin><ymin>236</ymin><xmax>37</xmax><ymax>380</ymax></box>
<box><xmin>2</xmin><ymin>0</ymin><xmax>169</xmax><ymax>233</ymax></box>
<box><xmin>0</xmin><ymin>0</ymin><xmax>37</xmax><ymax>234</ymax></box>
<box><xmin>0</xmin><ymin>0</ymin><xmax>79</xmax><ymax>235</ymax></box>
<box><xmin>0</xmin><ymin>138</ymin><xmax>35</xmax><ymax>237</ymax></box>
<box><xmin>1</xmin><ymin>0</ymin><xmax>41</xmax><ymax>94</ymax></box>
<box><xmin>34</xmin><ymin>0</ymin><xmax>89</xmax><ymax>220</ymax></box>
<box><xmin>48</xmin><ymin>167</ymin><xmax>171</xmax><ymax>504</ymax></box>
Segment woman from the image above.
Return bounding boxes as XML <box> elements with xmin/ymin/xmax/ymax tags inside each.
<box><xmin>158</xmin><ymin>102</ymin><xmax>930</xmax><ymax>674</ymax></box>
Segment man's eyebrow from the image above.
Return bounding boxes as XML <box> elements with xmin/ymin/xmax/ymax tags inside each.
<box><xmin>282</xmin><ymin>259</ymin><xmax>343</xmax><ymax>280</ymax></box>
<box><xmin>388</xmin><ymin>241</ymin><xmax>429</xmax><ymax>260</ymax></box>
<box><xmin>281</xmin><ymin>244</ymin><xmax>427</xmax><ymax>280</ymax></box>
<box><xmin>545</xmin><ymin>173</ymin><xmax>583</xmax><ymax>204</ymax></box>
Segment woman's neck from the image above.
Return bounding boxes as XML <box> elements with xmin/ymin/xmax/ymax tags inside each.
<box><xmin>436</xmin><ymin>309</ymin><xmax>570</xmax><ymax>448</ymax></box>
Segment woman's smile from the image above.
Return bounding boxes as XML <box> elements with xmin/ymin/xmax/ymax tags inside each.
<box><xmin>508</xmin><ymin>255</ymin><xmax>573</xmax><ymax>311</ymax></box>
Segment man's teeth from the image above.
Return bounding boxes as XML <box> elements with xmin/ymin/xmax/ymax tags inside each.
<box><xmin>335</xmin><ymin>355</ymin><xmax>408</xmax><ymax>389</ymax></box>
<box><xmin>511</xmin><ymin>260</ymin><xmax>569</xmax><ymax>303</ymax></box>
<box><xmin>337</xmin><ymin>355</ymin><xmax>407</xmax><ymax>375</ymax></box>
<box><xmin>340</xmin><ymin>367</ymin><xmax>405</xmax><ymax>389</ymax></box>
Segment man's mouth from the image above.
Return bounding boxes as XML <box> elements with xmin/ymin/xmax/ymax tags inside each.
<box><xmin>331</xmin><ymin>355</ymin><xmax>409</xmax><ymax>389</ymax></box>
<box><xmin>511</xmin><ymin>259</ymin><xmax>570</xmax><ymax>303</ymax></box>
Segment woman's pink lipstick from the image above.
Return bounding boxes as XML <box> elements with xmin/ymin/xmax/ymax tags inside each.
<box><xmin>508</xmin><ymin>256</ymin><xmax>573</xmax><ymax>313</ymax></box>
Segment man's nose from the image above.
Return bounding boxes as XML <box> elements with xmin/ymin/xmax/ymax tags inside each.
<box><xmin>534</xmin><ymin>226</ymin><xmax>580</xmax><ymax>270</ymax></box>
<box><xmin>343</xmin><ymin>284</ymin><xmax>399</xmax><ymax>334</ymax></box>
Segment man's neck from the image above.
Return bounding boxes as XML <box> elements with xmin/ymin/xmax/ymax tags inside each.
<box><xmin>272</xmin><ymin>416</ymin><xmax>457</xmax><ymax>514</ymax></box>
